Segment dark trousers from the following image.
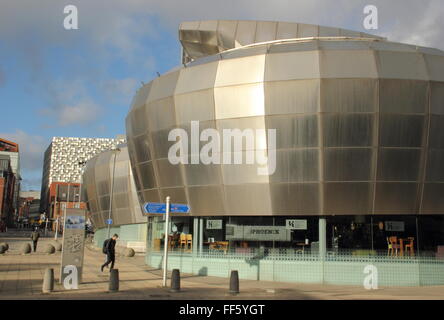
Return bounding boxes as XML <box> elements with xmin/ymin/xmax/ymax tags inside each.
<box><xmin>102</xmin><ymin>253</ymin><xmax>115</xmax><ymax>269</ymax></box>
<box><xmin>32</xmin><ymin>240</ymin><xmax>38</xmax><ymax>252</ymax></box>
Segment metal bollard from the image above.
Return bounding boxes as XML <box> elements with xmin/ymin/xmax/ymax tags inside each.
<box><xmin>109</xmin><ymin>269</ymin><xmax>119</xmax><ymax>292</ymax></box>
<box><xmin>229</xmin><ymin>270</ymin><xmax>239</xmax><ymax>294</ymax></box>
<box><xmin>170</xmin><ymin>269</ymin><xmax>180</xmax><ymax>292</ymax></box>
<box><xmin>42</xmin><ymin>268</ymin><xmax>54</xmax><ymax>293</ymax></box>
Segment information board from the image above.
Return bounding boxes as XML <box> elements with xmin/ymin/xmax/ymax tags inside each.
<box><xmin>225</xmin><ymin>224</ymin><xmax>291</xmax><ymax>241</ymax></box>
<box><xmin>60</xmin><ymin>208</ymin><xmax>86</xmax><ymax>287</ymax></box>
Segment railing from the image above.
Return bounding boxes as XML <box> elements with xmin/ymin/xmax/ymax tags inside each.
<box><xmin>149</xmin><ymin>246</ymin><xmax>443</xmax><ymax>261</ymax></box>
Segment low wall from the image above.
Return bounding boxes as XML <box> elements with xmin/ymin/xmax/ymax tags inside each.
<box><xmin>146</xmin><ymin>251</ymin><xmax>444</xmax><ymax>287</ymax></box>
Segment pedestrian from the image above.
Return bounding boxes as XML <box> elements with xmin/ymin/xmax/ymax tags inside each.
<box><xmin>30</xmin><ymin>228</ymin><xmax>40</xmax><ymax>252</ymax></box>
<box><xmin>101</xmin><ymin>234</ymin><xmax>119</xmax><ymax>272</ymax></box>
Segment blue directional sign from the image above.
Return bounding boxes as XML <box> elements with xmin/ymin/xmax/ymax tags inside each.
<box><xmin>106</xmin><ymin>219</ymin><xmax>113</xmax><ymax>225</ymax></box>
<box><xmin>170</xmin><ymin>203</ymin><xmax>190</xmax><ymax>213</ymax></box>
<box><xmin>143</xmin><ymin>202</ymin><xmax>190</xmax><ymax>214</ymax></box>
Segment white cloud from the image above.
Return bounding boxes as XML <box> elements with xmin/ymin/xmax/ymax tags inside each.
<box><xmin>58</xmin><ymin>101</ymin><xmax>102</xmax><ymax>126</ymax></box>
<box><xmin>0</xmin><ymin>130</ymin><xmax>46</xmax><ymax>172</ymax></box>
<box><xmin>100</xmin><ymin>78</ymin><xmax>139</xmax><ymax>102</ymax></box>
<box><xmin>376</xmin><ymin>0</ymin><xmax>444</xmax><ymax>48</ymax></box>
<box><xmin>37</xmin><ymin>80</ymin><xmax>102</xmax><ymax>127</ymax></box>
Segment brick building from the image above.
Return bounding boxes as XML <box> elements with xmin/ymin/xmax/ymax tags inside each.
<box><xmin>0</xmin><ymin>138</ymin><xmax>20</xmax><ymax>226</ymax></box>
<box><xmin>0</xmin><ymin>154</ymin><xmax>16</xmax><ymax>226</ymax></box>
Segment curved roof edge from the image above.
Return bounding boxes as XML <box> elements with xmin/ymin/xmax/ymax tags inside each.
<box><xmin>179</xmin><ymin>20</ymin><xmax>385</xmax><ymax>62</ymax></box>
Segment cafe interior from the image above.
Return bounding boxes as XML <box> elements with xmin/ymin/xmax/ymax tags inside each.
<box><xmin>148</xmin><ymin>215</ymin><xmax>444</xmax><ymax>257</ymax></box>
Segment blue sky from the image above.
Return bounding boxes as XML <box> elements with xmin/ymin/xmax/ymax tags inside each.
<box><xmin>0</xmin><ymin>0</ymin><xmax>443</xmax><ymax>190</ymax></box>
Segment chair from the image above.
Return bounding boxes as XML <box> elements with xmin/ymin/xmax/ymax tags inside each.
<box><xmin>169</xmin><ymin>233</ymin><xmax>180</xmax><ymax>250</ymax></box>
<box><xmin>386</xmin><ymin>237</ymin><xmax>393</xmax><ymax>256</ymax></box>
<box><xmin>388</xmin><ymin>236</ymin><xmax>401</xmax><ymax>256</ymax></box>
<box><xmin>168</xmin><ymin>235</ymin><xmax>175</xmax><ymax>250</ymax></box>
<box><xmin>404</xmin><ymin>237</ymin><xmax>415</xmax><ymax>256</ymax></box>
<box><xmin>186</xmin><ymin>234</ymin><xmax>192</xmax><ymax>250</ymax></box>
<box><xmin>179</xmin><ymin>233</ymin><xmax>187</xmax><ymax>249</ymax></box>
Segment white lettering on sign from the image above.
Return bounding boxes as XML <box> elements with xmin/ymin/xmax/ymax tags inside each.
<box><xmin>206</xmin><ymin>220</ymin><xmax>222</xmax><ymax>230</ymax></box>
<box><xmin>285</xmin><ymin>219</ymin><xmax>307</xmax><ymax>230</ymax></box>
<box><xmin>225</xmin><ymin>225</ymin><xmax>291</xmax><ymax>241</ymax></box>
<box><xmin>385</xmin><ymin>221</ymin><xmax>405</xmax><ymax>232</ymax></box>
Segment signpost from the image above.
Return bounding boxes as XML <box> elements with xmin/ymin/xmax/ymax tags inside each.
<box><xmin>106</xmin><ymin>218</ymin><xmax>113</xmax><ymax>225</ymax></box>
<box><xmin>143</xmin><ymin>198</ymin><xmax>190</xmax><ymax>287</ymax></box>
<box><xmin>162</xmin><ymin>197</ymin><xmax>170</xmax><ymax>287</ymax></box>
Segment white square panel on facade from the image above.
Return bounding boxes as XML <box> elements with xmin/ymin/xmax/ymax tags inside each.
<box><xmin>265</xmin><ymin>50</ymin><xmax>320</xmax><ymax>81</ymax></box>
<box><xmin>214</xmin><ymin>83</ymin><xmax>265</xmax><ymax>119</ymax></box>
<box><xmin>424</xmin><ymin>54</ymin><xmax>444</xmax><ymax>81</ymax></box>
<box><xmin>376</xmin><ymin>51</ymin><xmax>429</xmax><ymax>80</ymax></box>
<box><xmin>175</xmin><ymin>61</ymin><xmax>219</xmax><ymax>94</ymax></box>
<box><xmin>320</xmin><ymin>50</ymin><xmax>378</xmax><ymax>78</ymax></box>
<box><xmin>215</xmin><ymin>54</ymin><xmax>266</xmax><ymax>87</ymax></box>
<box><xmin>147</xmin><ymin>70</ymin><xmax>180</xmax><ymax>102</ymax></box>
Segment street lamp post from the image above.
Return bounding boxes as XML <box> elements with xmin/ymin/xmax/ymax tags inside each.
<box><xmin>107</xmin><ymin>148</ymin><xmax>120</xmax><ymax>239</ymax></box>
<box><xmin>78</xmin><ymin>160</ymin><xmax>87</xmax><ymax>208</ymax></box>
<box><xmin>62</xmin><ymin>183</ymin><xmax>71</xmax><ymax>236</ymax></box>
<box><xmin>44</xmin><ymin>213</ymin><xmax>48</xmax><ymax>236</ymax></box>
<box><xmin>54</xmin><ymin>183</ymin><xmax>59</xmax><ymax>240</ymax></box>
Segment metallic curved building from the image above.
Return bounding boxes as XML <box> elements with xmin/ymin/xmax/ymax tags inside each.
<box><xmin>82</xmin><ymin>144</ymin><xmax>146</xmax><ymax>249</ymax></box>
<box><xmin>126</xmin><ymin>20</ymin><xmax>444</xmax><ymax>218</ymax></box>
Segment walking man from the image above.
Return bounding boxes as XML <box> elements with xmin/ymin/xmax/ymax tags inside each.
<box><xmin>101</xmin><ymin>234</ymin><xmax>119</xmax><ymax>272</ymax></box>
<box><xmin>31</xmin><ymin>228</ymin><xmax>40</xmax><ymax>252</ymax></box>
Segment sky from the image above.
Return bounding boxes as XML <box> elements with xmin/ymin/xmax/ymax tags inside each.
<box><xmin>0</xmin><ymin>0</ymin><xmax>443</xmax><ymax>191</ymax></box>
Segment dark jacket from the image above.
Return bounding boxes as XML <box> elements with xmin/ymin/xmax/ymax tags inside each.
<box><xmin>105</xmin><ymin>238</ymin><xmax>116</xmax><ymax>255</ymax></box>
<box><xmin>31</xmin><ymin>231</ymin><xmax>40</xmax><ymax>241</ymax></box>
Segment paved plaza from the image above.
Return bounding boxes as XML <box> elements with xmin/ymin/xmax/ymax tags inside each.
<box><xmin>1</xmin><ymin>230</ymin><xmax>444</xmax><ymax>300</ymax></box>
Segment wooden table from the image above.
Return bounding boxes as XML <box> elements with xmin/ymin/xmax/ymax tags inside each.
<box><xmin>295</xmin><ymin>242</ymin><xmax>309</xmax><ymax>252</ymax></box>
<box><xmin>399</xmin><ymin>238</ymin><xmax>415</xmax><ymax>256</ymax></box>
<box><xmin>206</xmin><ymin>241</ymin><xmax>229</xmax><ymax>253</ymax></box>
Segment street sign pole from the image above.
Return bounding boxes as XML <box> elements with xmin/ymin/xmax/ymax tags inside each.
<box><xmin>162</xmin><ymin>196</ymin><xmax>171</xmax><ymax>287</ymax></box>
<box><xmin>54</xmin><ymin>217</ymin><xmax>59</xmax><ymax>240</ymax></box>
<box><xmin>54</xmin><ymin>184</ymin><xmax>58</xmax><ymax>240</ymax></box>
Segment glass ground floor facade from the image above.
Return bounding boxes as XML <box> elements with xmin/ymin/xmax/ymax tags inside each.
<box><xmin>141</xmin><ymin>214</ymin><xmax>444</xmax><ymax>286</ymax></box>
<box><xmin>146</xmin><ymin>215</ymin><xmax>444</xmax><ymax>257</ymax></box>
